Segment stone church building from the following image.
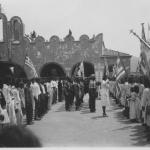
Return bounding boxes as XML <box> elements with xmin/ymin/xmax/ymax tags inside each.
<box><xmin>0</xmin><ymin>12</ymin><xmax>131</xmax><ymax>81</ymax></box>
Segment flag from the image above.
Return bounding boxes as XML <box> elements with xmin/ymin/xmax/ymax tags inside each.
<box><xmin>77</xmin><ymin>61</ymin><xmax>85</xmax><ymax>78</ymax></box>
<box><xmin>136</xmin><ymin>56</ymin><xmax>147</xmax><ymax>75</ymax></box>
<box><xmin>9</xmin><ymin>67</ymin><xmax>14</xmax><ymax>74</ymax></box>
<box><xmin>24</xmin><ymin>55</ymin><xmax>38</xmax><ymax>78</ymax></box>
<box><xmin>103</xmin><ymin>58</ymin><xmax>109</xmax><ymax>79</ymax></box>
<box><xmin>112</xmin><ymin>64</ymin><xmax>117</xmax><ymax>78</ymax></box>
<box><xmin>115</xmin><ymin>82</ymin><xmax>121</xmax><ymax>100</ymax></box>
<box><xmin>104</xmin><ymin>58</ymin><xmax>109</xmax><ymax>76</ymax></box>
<box><xmin>140</xmin><ymin>24</ymin><xmax>150</xmax><ymax>76</ymax></box>
<box><xmin>130</xmin><ymin>27</ymin><xmax>150</xmax><ymax>77</ymax></box>
<box><xmin>113</xmin><ymin>81</ymin><xmax>121</xmax><ymax>100</ymax></box>
<box><xmin>115</xmin><ymin>54</ymin><xmax>126</xmax><ymax>81</ymax></box>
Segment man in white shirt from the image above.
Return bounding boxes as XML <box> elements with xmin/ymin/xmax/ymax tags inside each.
<box><xmin>30</xmin><ymin>79</ymin><xmax>41</xmax><ymax>120</ymax></box>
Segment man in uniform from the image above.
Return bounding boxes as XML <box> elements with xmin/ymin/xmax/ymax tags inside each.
<box><xmin>88</xmin><ymin>74</ymin><xmax>97</xmax><ymax>112</ymax></box>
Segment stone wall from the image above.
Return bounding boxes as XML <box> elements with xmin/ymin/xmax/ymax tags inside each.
<box><xmin>0</xmin><ymin>12</ymin><xmax>131</xmax><ymax>80</ymax></box>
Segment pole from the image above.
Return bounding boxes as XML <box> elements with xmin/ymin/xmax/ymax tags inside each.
<box><xmin>130</xmin><ymin>29</ymin><xmax>150</xmax><ymax>50</ymax></box>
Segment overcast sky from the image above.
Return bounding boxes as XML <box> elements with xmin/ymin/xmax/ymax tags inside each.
<box><xmin>1</xmin><ymin>0</ymin><xmax>150</xmax><ymax>57</ymax></box>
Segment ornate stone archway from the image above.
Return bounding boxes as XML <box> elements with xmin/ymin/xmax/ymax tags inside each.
<box><xmin>0</xmin><ymin>61</ymin><xmax>27</xmax><ymax>79</ymax></box>
<box><xmin>40</xmin><ymin>62</ymin><xmax>66</xmax><ymax>78</ymax></box>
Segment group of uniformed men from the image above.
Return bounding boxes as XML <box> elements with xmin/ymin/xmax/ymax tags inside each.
<box><xmin>63</xmin><ymin>75</ymin><xmax>98</xmax><ymax>112</ymax></box>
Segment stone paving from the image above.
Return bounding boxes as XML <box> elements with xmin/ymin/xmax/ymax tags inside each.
<box><xmin>27</xmin><ymin>96</ymin><xmax>150</xmax><ymax>147</ymax></box>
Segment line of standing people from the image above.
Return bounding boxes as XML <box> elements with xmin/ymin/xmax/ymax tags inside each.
<box><xmin>0</xmin><ymin>77</ymin><xmax>63</xmax><ymax>128</ymax></box>
<box><xmin>110</xmin><ymin>75</ymin><xmax>150</xmax><ymax>141</ymax></box>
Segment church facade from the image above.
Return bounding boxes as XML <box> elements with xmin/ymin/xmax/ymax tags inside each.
<box><xmin>0</xmin><ymin>12</ymin><xmax>131</xmax><ymax>81</ymax></box>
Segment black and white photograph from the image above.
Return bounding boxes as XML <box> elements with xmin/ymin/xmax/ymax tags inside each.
<box><xmin>0</xmin><ymin>0</ymin><xmax>150</xmax><ymax>148</ymax></box>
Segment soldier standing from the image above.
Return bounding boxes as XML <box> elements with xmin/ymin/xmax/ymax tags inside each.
<box><xmin>64</xmin><ymin>79</ymin><xmax>71</xmax><ymax>111</ymax></box>
<box><xmin>24</xmin><ymin>81</ymin><xmax>33</xmax><ymax>125</ymax></box>
<box><xmin>73</xmin><ymin>78</ymin><xmax>80</xmax><ymax>111</ymax></box>
<box><xmin>88</xmin><ymin>74</ymin><xmax>97</xmax><ymax>112</ymax></box>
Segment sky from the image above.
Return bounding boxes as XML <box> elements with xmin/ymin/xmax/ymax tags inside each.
<box><xmin>1</xmin><ymin>0</ymin><xmax>150</xmax><ymax>57</ymax></box>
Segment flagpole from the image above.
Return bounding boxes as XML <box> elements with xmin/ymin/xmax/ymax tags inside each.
<box><xmin>130</xmin><ymin>29</ymin><xmax>150</xmax><ymax>50</ymax></box>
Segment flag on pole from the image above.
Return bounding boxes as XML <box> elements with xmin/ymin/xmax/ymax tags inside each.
<box><xmin>103</xmin><ymin>58</ymin><xmax>109</xmax><ymax>80</ymax></box>
<box><xmin>115</xmin><ymin>54</ymin><xmax>126</xmax><ymax>81</ymax></box>
<box><xmin>24</xmin><ymin>55</ymin><xmax>38</xmax><ymax>78</ymax></box>
<box><xmin>130</xmin><ymin>27</ymin><xmax>150</xmax><ymax>77</ymax></box>
<box><xmin>77</xmin><ymin>61</ymin><xmax>85</xmax><ymax>79</ymax></box>
<box><xmin>140</xmin><ymin>23</ymin><xmax>150</xmax><ymax>76</ymax></box>
<box><xmin>112</xmin><ymin>64</ymin><xmax>117</xmax><ymax>78</ymax></box>
<box><xmin>104</xmin><ymin>58</ymin><xmax>109</xmax><ymax>77</ymax></box>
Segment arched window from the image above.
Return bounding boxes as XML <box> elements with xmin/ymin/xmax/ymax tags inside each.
<box><xmin>10</xmin><ymin>16</ymin><xmax>23</xmax><ymax>43</ymax></box>
<box><xmin>13</xmin><ymin>19</ymin><xmax>20</xmax><ymax>41</ymax></box>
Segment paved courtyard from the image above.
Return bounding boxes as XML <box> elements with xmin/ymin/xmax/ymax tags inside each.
<box><xmin>27</xmin><ymin>96</ymin><xmax>150</xmax><ymax>147</ymax></box>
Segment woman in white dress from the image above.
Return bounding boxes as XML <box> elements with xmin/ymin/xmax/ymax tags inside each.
<box><xmin>11</xmin><ymin>85</ymin><xmax>23</xmax><ymax>125</ymax></box>
<box><xmin>100</xmin><ymin>81</ymin><xmax>110</xmax><ymax>117</ymax></box>
<box><xmin>129</xmin><ymin>86</ymin><xmax>136</xmax><ymax>121</ymax></box>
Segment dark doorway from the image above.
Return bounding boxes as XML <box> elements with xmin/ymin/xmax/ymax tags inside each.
<box><xmin>40</xmin><ymin>63</ymin><xmax>66</xmax><ymax>79</ymax></box>
<box><xmin>0</xmin><ymin>61</ymin><xmax>27</xmax><ymax>80</ymax></box>
<box><xmin>71</xmin><ymin>61</ymin><xmax>95</xmax><ymax>78</ymax></box>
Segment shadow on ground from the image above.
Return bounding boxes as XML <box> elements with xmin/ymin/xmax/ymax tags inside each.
<box><xmin>55</xmin><ymin>103</ymin><xmax>66</xmax><ymax>112</ymax></box>
<box><xmin>112</xmin><ymin>99</ymin><xmax>150</xmax><ymax>146</ymax></box>
<box><xmin>80</xmin><ymin>102</ymin><xmax>92</xmax><ymax>114</ymax></box>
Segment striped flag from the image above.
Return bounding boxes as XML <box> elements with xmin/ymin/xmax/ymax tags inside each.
<box><xmin>130</xmin><ymin>27</ymin><xmax>150</xmax><ymax>77</ymax></box>
<box><xmin>115</xmin><ymin>55</ymin><xmax>126</xmax><ymax>81</ymax></box>
<box><xmin>24</xmin><ymin>55</ymin><xmax>38</xmax><ymax>78</ymax></box>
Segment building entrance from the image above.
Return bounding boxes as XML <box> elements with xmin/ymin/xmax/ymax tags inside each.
<box><xmin>40</xmin><ymin>62</ymin><xmax>66</xmax><ymax>79</ymax></box>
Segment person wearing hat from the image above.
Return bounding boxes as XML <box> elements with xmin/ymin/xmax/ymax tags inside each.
<box><xmin>88</xmin><ymin>74</ymin><xmax>97</xmax><ymax>112</ymax></box>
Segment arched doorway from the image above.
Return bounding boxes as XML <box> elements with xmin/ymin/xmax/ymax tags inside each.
<box><xmin>71</xmin><ymin>61</ymin><xmax>95</xmax><ymax>78</ymax></box>
<box><xmin>0</xmin><ymin>61</ymin><xmax>27</xmax><ymax>81</ymax></box>
<box><xmin>40</xmin><ymin>62</ymin><xmax>66</xmax><ymax>79</ymax></box>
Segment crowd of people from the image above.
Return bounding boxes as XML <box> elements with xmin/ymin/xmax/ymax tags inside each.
<box><xmin>109</xmin><ymin>75</ymin><xmax>150</xmax><ymax>140</ymax></box>
<box><xmin>3</xmin><ymin>72</ymin><xmax>150</xmax><ymax>145</ymax></box>
<box><xmin>0</xmin><ymin>77</ymin><xmax>63</xmax><ymax>128</ymax></box>
<box><xmin>63</xmin><ymin>75</ymin><xmax>110</xmax><ymax>116</ymax></box>
<box><xmin>0</xmin><ymin>74</ymin><xmax>111</xmax><ymax>147</ymax></box>
<box><xmin>2</xmin><ymin>72</ymin><xmax>150</xmax><ymax>145</ymax></box>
